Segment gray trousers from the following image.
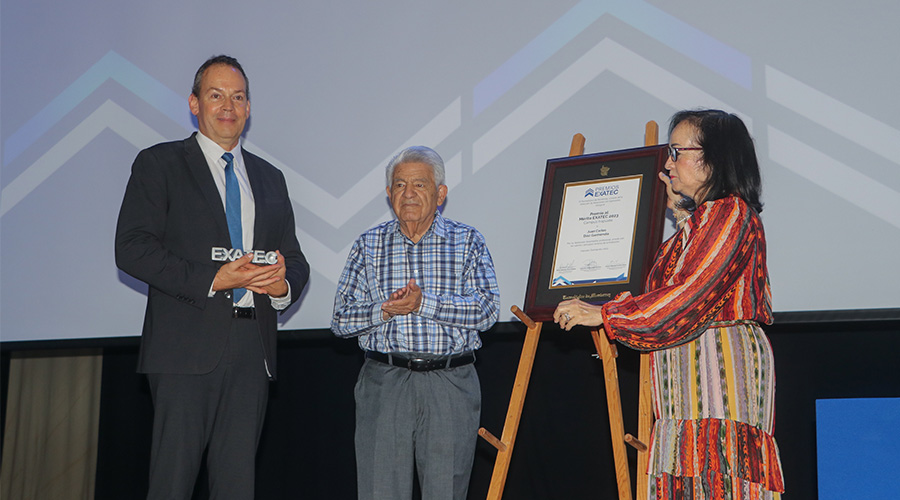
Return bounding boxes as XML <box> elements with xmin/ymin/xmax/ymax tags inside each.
<box><xmin>145</xmin><ymin>319</ymin><xmax>269</xmax><ymax>500</ymax></box>
<box><xmin>354</xmin><ymin>357</ymin><xmax>481</xmax><ymax>500</ymax></box>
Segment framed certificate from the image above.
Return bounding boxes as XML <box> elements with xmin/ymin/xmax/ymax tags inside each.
<box><xmin>523</xmin><ymin>144</ymin><xmax>669</xmax><ymax>322</ymax></box>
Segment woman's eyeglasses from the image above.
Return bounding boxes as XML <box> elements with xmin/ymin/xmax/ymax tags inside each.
<box><xmin>667</xmin><ymin>145</ymin><xmax>703</xmax><ymax>162</ymax></box>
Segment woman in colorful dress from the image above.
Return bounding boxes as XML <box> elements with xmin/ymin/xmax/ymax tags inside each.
<box><xmin>554</xmin><ymin>109</ymin><xmax>785</xmax><ymax>499</ymax></box>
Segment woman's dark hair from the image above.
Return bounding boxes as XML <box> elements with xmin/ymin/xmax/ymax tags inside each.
<box><xmin>669</xmin><ymin>109</ymin><xmax>763</xmax><ymax>213</ymax></box>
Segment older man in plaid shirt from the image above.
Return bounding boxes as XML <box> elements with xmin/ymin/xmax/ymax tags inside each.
<box><xmin>332</xmin><ymin>145</ymin><xmax>500</xmax><ymax>500</ymax></box>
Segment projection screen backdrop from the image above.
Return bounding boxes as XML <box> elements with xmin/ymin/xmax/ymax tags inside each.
<box><xmin>2</xmin><ymin>0</ymin><xmax>898</xmax><ymax>342</ymax></box>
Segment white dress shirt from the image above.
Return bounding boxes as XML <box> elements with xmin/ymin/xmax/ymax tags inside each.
<box><xmin>195</xmin><ymin>132</ymin><xmax>290</xmax><ymax>310</ymax></box>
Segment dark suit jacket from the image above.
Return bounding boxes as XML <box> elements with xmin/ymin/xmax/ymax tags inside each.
<box><xmin>115</xmin><ymin>133</ymin><xmax>309</xmax><ymax>377</ymax></box>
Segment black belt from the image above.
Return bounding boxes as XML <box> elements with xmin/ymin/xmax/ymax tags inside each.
<box><xmin>232</xmin><ymin>307</ymin><xmax>256</xmax><ymax>319</ymax></box>
<box><xmin>365</xmin><ymin>351</ymin><xmax>475</xmax><ymax>371</ymax></box>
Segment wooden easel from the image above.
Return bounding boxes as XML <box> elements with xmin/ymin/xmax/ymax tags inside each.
<box><xmin>478</xmin><ymin>123</ymin><xmax>658</xmax><ymax>500</ymax></box>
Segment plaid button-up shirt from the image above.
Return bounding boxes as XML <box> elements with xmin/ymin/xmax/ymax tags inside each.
<box><xmin>331</xmin><ymin>212</ymin><xmax>500</xmax><ymax>354</ymax></box>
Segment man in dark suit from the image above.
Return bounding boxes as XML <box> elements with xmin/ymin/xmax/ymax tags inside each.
<box><xmin>115</xmin><ymin>55</ymin><xmax>309</xmax><ymax>499</ymax></box>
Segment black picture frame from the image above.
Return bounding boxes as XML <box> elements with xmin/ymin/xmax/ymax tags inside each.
<box><xmin>523</xmin><ymin>144</ymin><xmax>669</xmax><ymax>322</ymax></box>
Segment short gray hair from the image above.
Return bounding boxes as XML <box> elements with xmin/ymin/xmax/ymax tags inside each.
<box><xmin>385</xmin><ymin>146</ymin><xmax>446</xmax><ymax>187</ymax></box>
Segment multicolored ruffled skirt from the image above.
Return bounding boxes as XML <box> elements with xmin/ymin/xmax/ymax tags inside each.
<box><xmin>647</xmin><ymin>322</ymin><xmax>785</xmax><ymax>499</ymax></box>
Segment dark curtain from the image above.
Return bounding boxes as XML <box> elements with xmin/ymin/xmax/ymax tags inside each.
<box><xmin>2</xmin><ymin>318</ymin><xmax>896</xmax><ymax>499</ymax></box>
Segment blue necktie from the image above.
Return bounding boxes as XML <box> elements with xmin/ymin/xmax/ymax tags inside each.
<box><xmin>223</xmin><ymin>152</ymin><xmax>246</xmax><ymax>301</ymax></box>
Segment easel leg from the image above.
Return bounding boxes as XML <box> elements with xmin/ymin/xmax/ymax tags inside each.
<box><xmin>591</xmin><ymin>328</ymin><xmax>633</xmax><ymax>500</ymax></box>
<box><xmin>636</xmin><ymin>120</ymin><xmax>658</xmax><ymax>500</ymax></box>
<box><xmin>636</xmin><ymin>353</ymin><xmax>652</xmax><ymax>500</ymax></box>
<box><xmin>479</xmin><ymin>318</ymin><xmax>542</xmax><ymax>500</ymax></box>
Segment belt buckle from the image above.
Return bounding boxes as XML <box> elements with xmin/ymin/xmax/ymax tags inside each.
<box><xmin>232</xmin><ymin>307</ymin><xmax>255</xmax><ymax>319</ymax></box>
